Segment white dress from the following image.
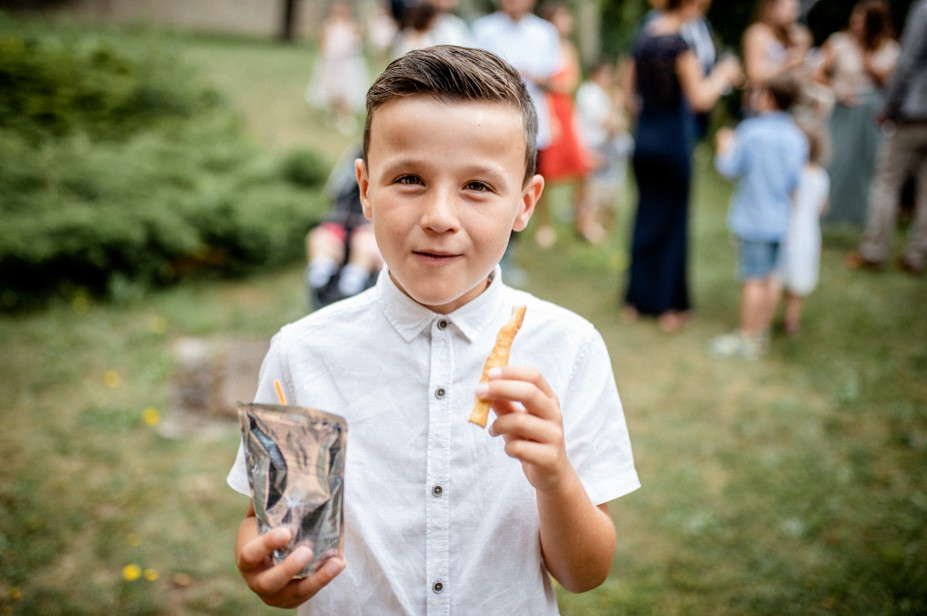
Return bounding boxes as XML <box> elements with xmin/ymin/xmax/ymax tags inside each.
<box><xmin>306</xmin><ymin>20</ymin><xmax>369</xmax><ymax>113</ymax></box>
<box><xmin>780</xmin><ymin>165</ymin><xmax>830</xmax><ymax>296</ymax></box>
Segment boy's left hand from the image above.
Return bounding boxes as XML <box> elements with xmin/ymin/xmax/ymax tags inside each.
<box><xmin>476</xmin><ymin>366</ymin><xmax>570</xmax><ymax>493</ymax></box>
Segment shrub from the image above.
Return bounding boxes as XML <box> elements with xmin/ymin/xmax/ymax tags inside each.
<box><xmin>281</xmin><ymin>148</ymin><xmax>332</xmax><ymax>188</ymax></box>
<box><xmin>0</xmin><ymin>25</ymin><xmax>220</xmax><ymax>142</ymax></box>
<box><xmin>0</xmin><ymin>18</ymin><xmax>331</xmax><ymax>310</ymax></box>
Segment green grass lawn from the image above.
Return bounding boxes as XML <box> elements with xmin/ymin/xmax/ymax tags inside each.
<box><xmin>1</xmin><ymin>30</ymin><xmax>926</xmax><ymax>615</ymax></box>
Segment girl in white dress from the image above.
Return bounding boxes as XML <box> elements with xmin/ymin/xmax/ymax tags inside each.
<box><xmin>307</xmin><ymin>1</ymin><xmax>370</xmax><ymax>135</ymax></box>
<box><xmin>778</xmin><ymin>124</ymin><xmax>830</xmax><ymax>335</ymax></box>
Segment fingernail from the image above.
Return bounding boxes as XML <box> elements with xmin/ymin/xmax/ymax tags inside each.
<box><xmin>487</xmin><ymin>367</ymin><xmax>502</xmax><ymax>379</ymax></box>
<box><xmin>273</xmin><ymin>528</ymin><xmax>290</xmax><ymax>543</ymax></box>
<box><xmin>295</xmin><ymin>547</ymin><xmax>312</xmax><ymax>566</ymax></box>
<box><xmin>325</xmin><ymin>559</ymin><xmax>343</xmax><ymax>576</ymax></box>
<box><xmin>474</xmin><ymin>383</ymin><xmax>489</xmax><ymax>398</ymax></box>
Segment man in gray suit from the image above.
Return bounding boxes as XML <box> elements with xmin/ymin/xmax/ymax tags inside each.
<box><xmin>848</xmin><ymin>0</ymin><xmax>927</xmax><ymax>275</ymax></box>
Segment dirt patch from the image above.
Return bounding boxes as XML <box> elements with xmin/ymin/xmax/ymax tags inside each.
<box><xmin>161</xmin><ymin>336</ymin><xmax>269</xmax><ymax>439</ymax></box>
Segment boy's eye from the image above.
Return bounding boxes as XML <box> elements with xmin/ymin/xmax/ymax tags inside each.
<box><xmin>396</xmin><ymin>175</ymin><xmax>423</xmax><ymax>186</ymax></box>
<box><xmin>464</xmin><ymin>181</ymin><xmax>491</xmax><ymax>192</ymax></box>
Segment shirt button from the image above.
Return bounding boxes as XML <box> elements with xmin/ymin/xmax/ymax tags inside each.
<box><xmin>437</xmin><ymin>319</ymin><xmax>448</xmax><ymax>330</ymax></box>
<box><xmin>435</xmin><ymin>387</ymin><xmax>446</xmax><ymax>399</ymax></box>
<box><xmin>432</xmin><ymin>484</ymin><xmax>443</xmax><ymax>497</ymax></box>
<box><xmin>432</xmin><ymin>581</ymin><xmax>444</xmax><ymax>593</ymax></box>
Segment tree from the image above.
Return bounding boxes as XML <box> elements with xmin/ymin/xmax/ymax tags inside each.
<box><xmin>280</xmin><ymin>0</ymin><xmax>298</xmax><ymax>41</ymax></box>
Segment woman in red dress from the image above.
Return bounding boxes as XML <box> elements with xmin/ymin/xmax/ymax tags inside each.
<box><xmin>536</xmin><ymin>2</ymin><xmax>595</xmax><ymax>247</ymax></box>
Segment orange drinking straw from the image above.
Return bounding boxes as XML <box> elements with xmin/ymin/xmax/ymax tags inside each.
<box><xmin>274</xmin><ymin>380</ymin><xmax>287</xmax><ymax>406</ymax></box>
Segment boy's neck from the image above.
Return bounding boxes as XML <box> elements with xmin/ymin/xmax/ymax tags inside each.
<box><xmin>389</xmin><ymin>269</ymin><xmax>496</xmax><ymax>315</ymax></box>
<box><xmin>756</xmin><ymin>106</ymin><xmax>784</xmax><ymax>116</ymax></box>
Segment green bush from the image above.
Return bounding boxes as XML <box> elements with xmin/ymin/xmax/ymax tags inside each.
<box><xmin>0</xmin><ymin>25</ymin><xmax>219</xmax><ymax>142</ymax></box>
<box><xmin>0</xmin><ymin>18</ymin><xmax>331</xmax><ymax>309</ymax></box>
<box><xmin>281</xmin><ymin>148</ymin><xmax>332</xmax><ymax>188</ymax></box>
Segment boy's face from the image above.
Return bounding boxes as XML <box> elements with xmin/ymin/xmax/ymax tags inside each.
<box><xmin>357</xmin><ymin>94</ymin><xmax>543</xmax><ymax>315</ymax></box>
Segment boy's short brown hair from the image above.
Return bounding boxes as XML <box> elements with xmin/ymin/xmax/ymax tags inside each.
<box><xmin>363</xmin><ymin>45</ymin><xmax>539</xmax><ymax>186</ymax></box>
<box><xmin>762</xmin><ymin>72</ymin><xmax>801</xmax><ymax>112</ymax></box>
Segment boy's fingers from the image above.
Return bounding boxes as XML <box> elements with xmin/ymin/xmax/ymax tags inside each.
<box><xmin>256</xmin><ymin>556</ymin><xmax>346</xmax><ymax>608</ymax></box>
<box><xmin>489</xmin><ymin>366</ymin><xmax>556</xmax><ymax>397</ymax></box>
<box><xmin>492</xmin><ymin>408</ymin><xmax>562</xmax><ymax>444</ymax></box>
<box><xmin>503</xmin><ymin>437</ymin><xmax>561</xmax><ymax>466</ymax></box>
<box><xmin>249</xmin><ymin>546</ymin><xmax>314</xmax><ymax>596</ymax></box>
<box><xmin>239</xmin><ymin>527</ymin><xmax>292</xmax><ymax>572</ymax></box>
<box><xmin>291</xmin><ymin>557</ymin><xmax>346</xmax><ymax>596</ymax></box>
<box><xmin>481</xmin><ymin>379</ymin><xmax>558</xmax><ymax>421</ymax></box>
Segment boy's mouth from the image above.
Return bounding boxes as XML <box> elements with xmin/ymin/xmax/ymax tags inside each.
<box><xmin>414</xmin><ymin>250</ymin><xmax>459</xmax><ymax>263</ymax></box>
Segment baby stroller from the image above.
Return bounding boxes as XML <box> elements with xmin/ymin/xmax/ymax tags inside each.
<box><xmin>305</xmin><ymin>147</ymin><xmax>382</xmax><ymax>310</ymax></box>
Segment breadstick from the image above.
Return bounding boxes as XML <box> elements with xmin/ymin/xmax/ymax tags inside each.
<box><xmin>469</xmin><ymin>305</ymin><xmax>527</xmax><ymax>428</ymax></box>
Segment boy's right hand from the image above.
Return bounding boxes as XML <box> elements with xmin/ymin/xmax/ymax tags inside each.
<box><xmin>236</xmin><ymin>511</ymin><xmax>345</xmax><ymax>609</ymax></box>
<box><xmin>715</xmin><ymin>127</ymin><xmax>735</xmax><ymax>154</ymax></box>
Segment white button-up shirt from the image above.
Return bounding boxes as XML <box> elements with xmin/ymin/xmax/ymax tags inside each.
<box><xmin>228</xmin><ymin>267</ymin><xmax>639</xmax><ymax>615</ymax></box>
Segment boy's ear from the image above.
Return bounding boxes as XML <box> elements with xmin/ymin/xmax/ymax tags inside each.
<box><xmin>513</xmin><ymin>173</ymin><xmax>545</xmax><ymax>232</ymax></box>
<box><xmin>355</xmin><ymin>158</ymin><xmax>373</xmax><ymax>221</ymax></box>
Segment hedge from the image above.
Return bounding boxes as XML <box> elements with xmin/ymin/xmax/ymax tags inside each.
<box><xmin>0</xmin><ymin>17</ymin><xmax>331</xmax><ymax>309</ymax></box>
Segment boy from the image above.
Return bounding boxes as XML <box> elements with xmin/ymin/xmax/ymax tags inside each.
<box><xmin>228</xmin><ymin>46</ymin><xmax>640</xmax><ymax>614</ymax></box>
<box><xmin>710</xmin><ymin>73</ymin><xmax>808</xmax><ymax>359</ymax></box>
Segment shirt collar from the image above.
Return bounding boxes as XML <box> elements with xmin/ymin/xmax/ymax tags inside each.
<box><xmin>375</xmin><ymin>266</ymin><xmax>505</xmax><ymax>343</ymax></box>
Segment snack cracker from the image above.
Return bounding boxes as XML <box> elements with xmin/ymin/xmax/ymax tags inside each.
<box><xmin>469</xmin><ymin>305</ymin><xmax>526</xmax><ymax>428</ymax></box>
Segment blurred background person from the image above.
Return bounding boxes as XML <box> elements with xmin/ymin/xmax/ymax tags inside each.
<box><xmin>681</xmin><ymin>0</ymin><xmax>718</xmax><ymax>140</ymax></box>
<box><xmin>776</xmin><ymin>123</ymin><xmax>830</xmax><ymax>336</ymax></box>
<box><xmin>709</xmin><ymin>74</ymin><xmax>807</xmax><ymax>359</ymax></box>
<box><xmin>623</xmin><ymin>0</ymin><xmax>742</xmax><ymax>333</ymax></box>
<box><xmin>472</xmin><ymin>0</ymin><xmax>561</xmax><ymax>160</ymax></box>
<box><xmin>533</xmin><ymin>1</ymin><xmax>593</xmax><ymax>248</ymax></box>
<box><xmin>392</xmin><ymin>0</ymin><xmax>472</xmax><ymax>58</ymax></box>
<box><xmin>575</xmin><ymin>58</ymin><xmax>634</xmax><ymax>245</ymax></box>
<box><xmin>392</xmin><ymin>1</ymin><xmax>440</xmax><ymax>58</ymax></box>
<box><xmin>847</xmin><ymin>0</ymin><xmax>927</xmax><ymax>275</ymax></box>
<box><xmin>813</xmin><ymin>0</ymin><xmax>898</xmax><ymax>226</ymax></box>
<box><xmin>742</xmin><ymin>0</ymin><xmax>809</xmax><ymax>115</ymax></box>
<box><xmin>367</xmin><ymin>1</ymin><xmax>400</xmax><ymax>60</ymax></box>
<box><xmin>306</xmin><ymin>1</ymin><xmax>370</xmax><ymax>135</ymax></box>
<box><xmin>429</xmin><ymin>0</ymin><xmax>472</xmax><ymax>47</ymax></box>
<box><xmin>304</xmin><ymin>146</ymin><xmax>383</xmax><ymax>309</ymax></box>
<box><xmin>472</xmin><ymin>0</ymin><xmax>561</xmax><ymax>283</ymax></box>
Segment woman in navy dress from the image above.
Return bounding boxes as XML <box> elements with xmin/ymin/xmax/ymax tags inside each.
<box><xmin>624</xmin><ymin>0</ymin><xmax>741</xmax><ymax>332</ymax></box>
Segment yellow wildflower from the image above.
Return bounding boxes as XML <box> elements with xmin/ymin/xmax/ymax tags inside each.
<box><xmin>142</xmin><ymin>407</ymin><xmax>161</xmax><ymax>427</ymax></box>
<box><xmin>72</xmin><ymin>296</ymin><xmax>89</xmax><ymax>315</ymax></box>
<box><xmin>104</xmin><ymin>370</ymin><xmax>120</xmax><ymax>389</ymax></box>
<box><xmin>122</xmin><ymin>564</ymin><xmax>142</xmax><ymax>582</ymax></box>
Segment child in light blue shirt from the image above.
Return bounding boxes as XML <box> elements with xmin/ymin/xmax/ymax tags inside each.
<box><xmin>710</xmin><ymin>73</ymin><xmax>808</xmax><ymax>359</ymax></box>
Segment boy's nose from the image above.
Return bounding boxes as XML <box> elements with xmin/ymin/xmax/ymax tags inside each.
<box><xmin>420</xmin><ymin>189</ymin><xmax>459</xmax><ymax>233</ymax></box>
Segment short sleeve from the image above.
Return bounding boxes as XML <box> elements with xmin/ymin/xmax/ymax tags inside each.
<box><xmin>561</xmin><ymin>327</ymin><xmax>640</xmax><ymax>505</ymax></box>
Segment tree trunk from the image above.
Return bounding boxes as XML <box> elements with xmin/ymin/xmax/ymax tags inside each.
<box><xmin>280</xmin><ymin>0</ymin><xmax>297</xmax><ymax>41</ymax></box>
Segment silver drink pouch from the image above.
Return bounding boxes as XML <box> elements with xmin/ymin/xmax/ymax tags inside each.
<box><xmin>238</xmin><ymin>402</ymin><xmax>347</xmax><ymax>577</ymax></box>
